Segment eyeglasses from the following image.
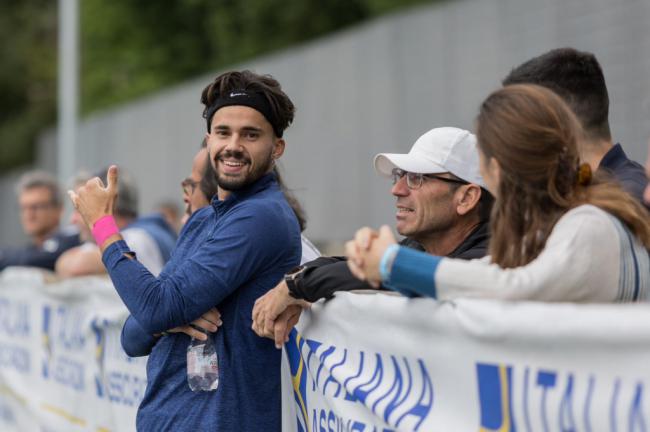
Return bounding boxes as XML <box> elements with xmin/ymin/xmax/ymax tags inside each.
<box><xmin>20</xmin><ymin>202</ymin><xmax>56</xmax><ymax>213</ymax></box>
<box><xmin>391</xmin><ymin>168</ymin><xmax>468</xmax><ymax>190</ymax></box>
<box><xmin>181</xmin><ymin>178</ymin><xmax>198</xmax><ymax>195</ymax></box>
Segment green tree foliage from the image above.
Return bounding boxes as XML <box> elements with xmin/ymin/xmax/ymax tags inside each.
<box><xmin>0</xmin><ymin>1</ymin><xmax>57</xmax><ymax>171</ymax></box>
<box><xmin>0</xmin><ymin>0</ymin><xmax>436</xmax><ymax>170</ymax></box>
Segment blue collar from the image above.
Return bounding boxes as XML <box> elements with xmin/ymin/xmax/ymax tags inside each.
<box><xmin>210</xmin><ymin>172</ymin><xmax>277</xmax><ymax>214</ymax></box>
<box><xmin>599</xmin><ymin>143</ymin><xmax>626</xmax><ymax>171</ymax></box>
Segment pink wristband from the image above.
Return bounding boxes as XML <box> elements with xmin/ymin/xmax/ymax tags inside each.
<box><xmin>92</xmin><ymin>215</ymin><xmax>119</xmax><ymax>247</ymax></box>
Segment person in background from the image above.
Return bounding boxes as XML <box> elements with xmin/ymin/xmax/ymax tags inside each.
<box><xmin>155</xmin><ymin>200</ymin><xmax>183</xmax><ymax>234</ymax></box>
<box><xmin>56</xmin><ymin>168</ymin><xmax>176</xmax><ymax>277</ymax></box>
<box><xmin>252</xmin><ymin>127</ymin><xmax>492</xmax><ymax>347</ymax></box>
<box><xmin>0</xmin><ymin>171</ymin><xmax>80</xmax><ymax>272</ymax></box>
<box><xmin>346</xmin><ymin>85</ymin><xmax>650</xmax><ymax>302</ymax></box>
<box><xmin>503</xmin><ymin>47</ymin><xmax>649</xmax><ymax>207</ymax></box>
<box><xmin>180</xmin><ymin>139</ymin><xmax>213</xmax><ymax>226</ymax></box>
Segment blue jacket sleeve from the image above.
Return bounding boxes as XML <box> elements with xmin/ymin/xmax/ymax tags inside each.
<box><xmin>103</xmin><ymin>203</ymin><xmax>295</xmax><ymax>334</ymax></box>
<box><xmin>384</xmin><ymin>246</ymin><xmax>443</xmax><ymax>298</ymax></box>
<box><xmin>121</xmin><ymin>315</ymin><xmax>158</xmax><ymax>357</ymax></box>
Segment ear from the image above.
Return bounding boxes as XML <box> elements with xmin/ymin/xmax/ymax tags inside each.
<box><xmin>455</xmin><ymin>184</ymin><xmax>482</xmax><ymax>216</ymax></box>
<box><xmin>272</xmin><ymin>138</ymin><xmax>286</xmax><ymax>160</ymax></box>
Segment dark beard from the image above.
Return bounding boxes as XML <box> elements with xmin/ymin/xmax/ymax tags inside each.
<box><xmin>215</xmin><ymin>148</ymin><xmax>273</xmax><ymax>192</ymax></box>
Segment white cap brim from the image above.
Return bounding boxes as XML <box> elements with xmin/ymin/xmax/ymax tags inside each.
<box><xmin>373</xmin><ymin>153</ymin><xmax>447</xmax><ymax>177</ymax></box>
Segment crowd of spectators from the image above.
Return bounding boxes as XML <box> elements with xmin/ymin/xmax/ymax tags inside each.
<box><xmin>0</xmin><ymin>47</ymin><xmax>648</xmax><ymax>431</ymax></box>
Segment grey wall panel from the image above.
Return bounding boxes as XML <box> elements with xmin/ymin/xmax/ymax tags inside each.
<box><xmin>1</xmin><ymin>0</ymin><xmax>649</xmax><ymax>247</ymax></box>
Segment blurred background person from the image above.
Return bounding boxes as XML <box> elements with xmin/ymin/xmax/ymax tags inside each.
<box><xmin>56</xmin><ymin>167</ymin><xmax>176</xmax><ymax>277</ymax></box>
<box><xmin>0</xmin><ymin>171</ymin><xmax>80</xmax><ymax>272</ymax></box>
<box><xmin>180</xmin><ymin>139</ymin><xmax>213</xmax><ymax>226</ymax></box>
<box><xmin>346</xmin><ymin>85</ymin><xmax>650</xmax><ymax>302</ymax></box>
<box><xmin>155</xmin><ymin>200</ymin><xmax>183</xmax><ymax>234</ymax></box>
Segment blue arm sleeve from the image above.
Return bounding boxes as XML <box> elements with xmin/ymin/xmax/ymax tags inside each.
<box><xmin>383</xmin><ymin>246</ymin><xmax>443</xmax><ymax>298</ymax></box>
<box><xmin>103</xmin><ymin>205</ymin><xmax>294</xmax><ymax>334</ymax></box>
<box><xmin>121</xmin><ymin>315</ymin><xmax>158</xmax><ymax>357</ymax></box>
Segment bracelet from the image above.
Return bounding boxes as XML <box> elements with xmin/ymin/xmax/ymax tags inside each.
<box><xmin>92</xmin><ymin>215</ymin><xmax>119</xmax><ymax>247</ymax></box>
<box><xmin>379</xmin><ymin>244</ymin><xmax>400</xmax><ymax>283</ymax></box>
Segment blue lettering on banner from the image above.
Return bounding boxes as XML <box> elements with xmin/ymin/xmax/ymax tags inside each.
<box><xmin>91</xmin><ymin>318</ymin><xmax>108</xmax><ymax>398</ymax></box>
<box><xmin>476</xmin><ymin>362</ymin><xmax>648</xmax><ymax>431</ymax></box>
<box><xmin>106</xmin><ymin>372</ymin><xmax>147</xmax><ymax>407</ymax></box>
<box><xmin>0</xmin><ymin>298</ymin><xmax>30</xmax><ymax>337</ymax></box>
<box><xmin>476</xmin><ymin>363</ymin><xmax>516</xmax><ymax>432</ymax></box>
<box><xmin>41</xmin><ymin>304</ymin><xmax>88</xmax><ymax>391</ymax></box>
<box><xmin>54</xmin><ymin>305</ymin><xmax>86</xmax><ymax>350</ymax></box>
<box><xmin>51</xmin><ymin>357</ymin><xmax>85</xmax><ymax>391</ymax></box>
<box><xmin>286</xmin><ymin>329</ymin><xmax>434</xmax><ymax>432</ymax></box>
<box><xmin>0</xmin><ymin>343</ymin><xmax>30</xmax><ymax>373</ymax></box>
<box><xmin>311</xmin><ymin>408</ymin><xmax>395</xmax><ymax>432</ymax></box>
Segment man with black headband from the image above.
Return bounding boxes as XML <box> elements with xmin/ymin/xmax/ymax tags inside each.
<box><xmin>70</xmin><ymin>70</ymin><xmax>301</xmax><ymax>431</ymax></box>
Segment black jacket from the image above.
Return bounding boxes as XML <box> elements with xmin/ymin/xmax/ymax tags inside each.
<box><xmin>290</xmin><ymin>221</ymin><xmax>489</xmax><ymax>302</ymax></box>
<box><xmin>0</xmin><ymin>227</ymin><xmax>81</xmax><ymax>272</ymax></box>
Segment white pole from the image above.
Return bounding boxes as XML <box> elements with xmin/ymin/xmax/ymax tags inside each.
<box><xmin>57</xmin><ymin>0</ymin><xmax>78</xmax><ymax>186</ymax></box>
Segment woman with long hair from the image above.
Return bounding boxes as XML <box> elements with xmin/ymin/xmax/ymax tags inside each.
<box><xmin>346</xmin><ymin>84</ymin><xmax>649</xmax><ymax>302</ymax></box>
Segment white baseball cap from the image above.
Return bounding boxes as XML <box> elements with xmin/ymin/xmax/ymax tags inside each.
<box><xmin>373</xmin><ymin>127</ymin><xmax>486</xmax><ymax>188</ymax></box>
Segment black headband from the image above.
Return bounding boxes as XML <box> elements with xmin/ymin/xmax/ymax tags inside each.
<box><xmin>203</xmin><ymin>90</ymin><xmax>282</xmax><ymax>137</ymax></box>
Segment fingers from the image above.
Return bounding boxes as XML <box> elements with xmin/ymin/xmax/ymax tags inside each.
<box><xmin>252</xmin><ymin>315</ymin><xmax>273</xmax><ymax>339</ymax></box>
<box><xmin>378</xmin><ymin>225</ymin><xmax>396</xmax><ymax>243</ymax></box>
<box><xmin>345</xmin><ymin>239</ymin><xmax>362</xmax><ymax>268</ymax></box>
<box><xmin>196</xmin><ymin>317</ymin><xmax>219</xmax><ymax>333</ymax></box>
<box><xmin>354</xmin><ymin>227</ymin><xmax>378</xmax><ymax>250</ymax></box>
<box><xmin>169</xmin><ymin>325</ymin><xmax>208</xmax><ymax>340</ymax></box>
<box><xmin>67</xmin><ymin>190</ymin><xmax>79</xmax><ymax>209</ymax></box>
<box><xmin>347</xmin><ymin>258</ymin><xmax>366</xmax><ymax>281</ymax></box>
<box><xmin>345</xmin><ymin>240</ymin><xmax>366</xmax><ymax>280</ymax></box>
<box><xmin>273</xmin><ymin>319</ymin><xmax>288</xmax><ymax>348</ymax></box>
<box><xmin>273</xmin><ymin>305</ymin><xmax>303</xmax><ymax>349</ymax></box>
<box><xmin>201</xmin><ymin>307</ymin><xmax>222</xmax><ymax>326</ymax></box>
<box><xmin>106</xmin><ymin>165</ymin><xmax>119</xmax><ymax>193</ymax></box>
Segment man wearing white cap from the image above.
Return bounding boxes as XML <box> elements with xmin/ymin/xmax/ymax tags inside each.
<box><xmin>252</xmin><ymin>127</ymin><xmax>493</xmax><ymax>346</ymax></box>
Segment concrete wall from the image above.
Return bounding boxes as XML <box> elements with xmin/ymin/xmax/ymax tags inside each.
<box><xmin>1</xmin><ymin>0</ymin><xmax>649</xmax><ymax>247</ymax></box>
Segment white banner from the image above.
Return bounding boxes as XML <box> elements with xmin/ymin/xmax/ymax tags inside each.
<box><xmin>4</xmin><ymin>269</ymin><xmax>650</xmax><ymax>431</ymax></box>
<box><xmin>283</xmin><ymin>291</ymin><xmax>650</xmax><ymax>431</ymax></box>
<box><xmin>0</xmin><ymin>268</ymin><xmax>145</xmax><ymax>432</ymax></box>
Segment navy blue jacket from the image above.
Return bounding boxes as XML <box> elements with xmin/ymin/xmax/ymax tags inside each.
<box><xmin>599</xmin><ymin>143</ymin><xmax>649</xmax><ymax>209</ymax></box>
<box><xmin>0</xmin><ymin>227</ymin><xmax>80</xmax><ymax>271</ymax></box>
<box><xmin>106</xmin><ymin>173</ymin><xmax>301</xmax><ymax>431</ymax></box>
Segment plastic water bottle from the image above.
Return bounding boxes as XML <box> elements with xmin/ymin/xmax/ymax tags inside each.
<box><xmin>187</xmin><ymin>329</ymin><xmax>219</xmax><ymax>392</ymax></box>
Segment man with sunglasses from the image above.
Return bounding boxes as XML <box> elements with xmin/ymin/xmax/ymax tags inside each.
<box><xmin>252</xmin><ymin>127</ymin><xmax>493</xmax><ymax>346</ymax></box>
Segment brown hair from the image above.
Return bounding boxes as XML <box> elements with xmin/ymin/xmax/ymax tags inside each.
<box><xmin>476</xmin><ymin>84</ymin><xmax>649</xmax><ymax>268</ymax></box>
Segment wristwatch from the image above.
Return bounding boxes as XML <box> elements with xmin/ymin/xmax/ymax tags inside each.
<box><xmin>284</xmin><ymin>265</ymin><xmax>307</xmax><ymax>299</ymax></box>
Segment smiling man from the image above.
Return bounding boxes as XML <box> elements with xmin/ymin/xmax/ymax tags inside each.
<box><xmin>252</xmin><ymin>127</ymin><xmax>493</xmax><ymax>345</ymax></box>
<box><xmin>70</xmin><ymin>70</ymin><xmax>301</xmax><ymax>431</ymax></box>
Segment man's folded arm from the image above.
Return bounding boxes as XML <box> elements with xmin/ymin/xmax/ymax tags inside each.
<box><xmin>103</xmin><ymin>210</ymin><xmax>287</xmax><ymax>334</ymax></box>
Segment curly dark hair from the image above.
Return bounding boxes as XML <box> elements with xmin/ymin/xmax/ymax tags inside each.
<box><xmin>200</xmin><ymin>70</ymin><xmax>295</xmax><ymax>137</ymax></box>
